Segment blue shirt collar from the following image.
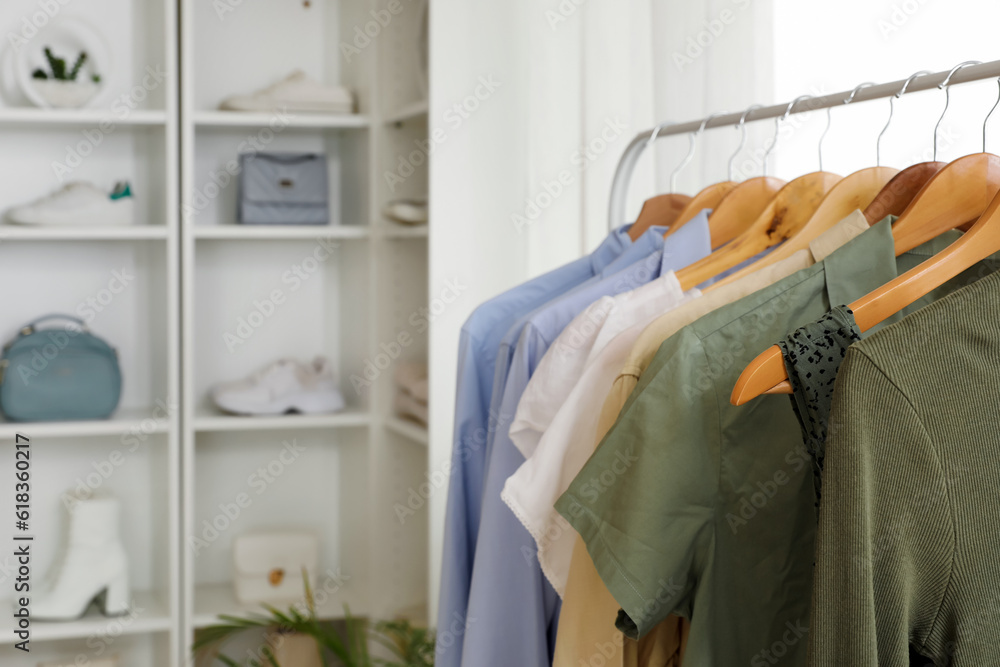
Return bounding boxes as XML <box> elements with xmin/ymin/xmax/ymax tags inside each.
<box><xmin>590</xmin><ymin>224</ymin><xmax>634</xmax><ymax>274</ymax></box>
<box><xmin>661</xmin><ymin>208</ymin><xmax>713</xmax><ymax>273</ymax></box>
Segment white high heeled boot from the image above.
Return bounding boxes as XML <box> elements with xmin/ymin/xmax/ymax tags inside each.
<box><xmin>33</xmin><ymin>496</ymin><xmax>130</xmax><ymax>621</ymax></box>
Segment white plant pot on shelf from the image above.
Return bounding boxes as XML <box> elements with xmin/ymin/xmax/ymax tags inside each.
<box><xmin>31</xmin><ymin>79</ymin><xmax>101</xmax><ymax>109</ymax></box>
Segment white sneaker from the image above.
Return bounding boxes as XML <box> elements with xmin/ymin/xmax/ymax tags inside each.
<box><xmin>220</xmin><ymin>70</ymin><xmax>355</xmax><ymax>114</ymax></box>
<box><xmin>382</xmin><ymin>198</ymin><xmax>428</xmax><ymax>225</ymax></box>
<box><xmin>6</xmin><ymin>181</ymin><xmax>134</xmax><ymax>226</ymax></box>
<box><xmin>212</xmin><ymin>357</ymin><xmax>346</xmax><ymax>416</ymax></box>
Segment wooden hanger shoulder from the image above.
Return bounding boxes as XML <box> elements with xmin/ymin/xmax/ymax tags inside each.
<box><xmin>708</xmin><ymin>167</ymin><xmax>897</xmax><ymax>290</ymax></box>
<box><xmin>676</xmin><ymin>171</ymin><xmax>841</xmax><ymax>291</ymax></box>
<box><xmin>863</xmin><ymin>161</ymin><xmax>946</xmax><ymax>224</ymax></box>
<box><xmin>628</xmin><ymin>193</ymin><xmax>693</xmax><ymax>240</ymax></box>
<box><xmin>706</xmin><ymin>176</ymin><xmax>785</xmax><ymax>248</ymax></box>
<box><xmin>664</xmin><ymin>181</ymin><xmax>737</xmax><ymax>241</ymax></box>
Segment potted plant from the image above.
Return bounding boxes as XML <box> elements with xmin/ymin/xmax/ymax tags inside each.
<box><xmin>30</xmin><ymin>47</ymin><xmax>102</xmax><ymax>109</ymax></box>
<box><xmin>193</xmin><ymin>573</ymin><xmax>435</xmax><ymax>667</ymax></box>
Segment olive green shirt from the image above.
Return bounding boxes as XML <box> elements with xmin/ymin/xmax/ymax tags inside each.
<box><xmin>556</xmin><ymin>219</ymin><xmax>999</xmax><ymax>666</ymax></box>
<box><xmin>810</xmin><ymin>267</ymin><xmax>1000</xmax><ymax>666</ymax></box>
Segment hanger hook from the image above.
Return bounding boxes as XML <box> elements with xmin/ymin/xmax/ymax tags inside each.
<box><xmin>985</xmin><ymin>78</ymin><xmax>1000</xmax><ymax>153</ymax></box>
<box><xmin>934</xmin><ymin>60</ymin><xmax>982</xmax><ymax>161</ymax></box>
<box><xmin>818</xmin><ymin>82</ymin><xmax>875</xmax><ymax>172</ymax></box>
<box><xmin>763</xmin><ymin>95</ymin><xmax>811</xmax><ymax>177</ymax></box>
<box><xmin>670</xmin><ymin>112</ymin><xmax>724</xmax><ymax>192</ymax></box>
<box><xmin>729</xmin><ymin>104</ymin><xmax>762</xmax><ymax>181</ymax></box>
<box><xmin>876</xmin><ymin>70</ymin><xmax>930</xmax><ymax>167</ymax></box>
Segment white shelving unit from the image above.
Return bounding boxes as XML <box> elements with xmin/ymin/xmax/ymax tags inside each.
<box><xmin>180</xmin><ymin>0</ymin><xmax>431</xmax><ymax>664</ymax></box>
<box><xmin>0</xmin><ymin>0</ymin><xmax>180</xmax><ymax>665</ymax></box>
<box><xmin>0</xmin><ymin>0</ymin><xmax>429</xmax><ymax>662</ymax></box>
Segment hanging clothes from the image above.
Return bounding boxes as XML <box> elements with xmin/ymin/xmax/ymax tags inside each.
<box><xmin>460</xmin><ymin>213</ymin><xmax>714</xmax><ymax>666</ymax></box>
<box><xmin>437</xmin><ymin>222</ymin><xmax>636</xmax><ymax>667</ymax></box>
<box><xmin>556</xmin><ymin>216</ymin><xmax>1000</xmax><ymax>665</ymax></box>
<box><xmin>809</xmin><ymin>269</ymin><xmax>1000</xmax><ymax>666</ymax></box>
<box><xmin>552</xmin><ymin>210</ymin><xmax>870</xmax><ymax>667</ymax></box>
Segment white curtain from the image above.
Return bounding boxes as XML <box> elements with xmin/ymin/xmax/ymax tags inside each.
<box><xmin>522</xmin><ymin>0</ymin><xmax>777</xmax><ymax>276</ymax></box>
<box><xmin>428</xmin><ymin>0</ymin><xmax>777</xmax><ymax>621</ymax></box>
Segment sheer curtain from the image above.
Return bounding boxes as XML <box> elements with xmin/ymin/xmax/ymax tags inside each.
<box><xmin>428</xmin><ymin>0</ymin><xmax>776</xmax><ymax>620</ymax></box>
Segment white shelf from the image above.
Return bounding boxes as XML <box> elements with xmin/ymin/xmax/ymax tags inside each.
<box><xmin>193</xmin><ymin>582</ymin><xmax>368</xmax><ymax>628</ymax></box>
<box><xmin>0</xmin><ymin>408</ymin><xmax>172</xmax><ymax>440</ymax></box>
<box><xmin>193</xmin><ymin>225</ymin><xmax>370</xmax><ymax>241</ymax></box>
<box><xmin>382</xmin><ymin>224</ymin><xmax>428</xmax><ymax>238</ymax></box>
<box><xmin>385</xmin><ymin>417</ymin><xmax>428</xmax><ymax>446</ymax></box>
<box><xmin>0</xmin><ymin>108</ymin><xmax>167</xmax><ymax>128</ymax></box>
<box><xmin>193</xmin><ymin>408</ymin><xmax>371</xmax><ymax>433</ymax></box>
<box><xmin>384</xmin><ymin>99</ymin><xmax>428</xmax><ymax>125</ymax></box>
<box><xmin>194</xmin><ymin>111</ymin><xmax>370</xmax><ymax>130</ymax></box>
<box><xmin>0</xmin><ymin>226</ymin><xmax>168</xmax><ymax>241</ymax></box>
<box><xmin>0</xmin><ymin>590</ymin><xmax>170</xmax><ymax>644</ymax></box>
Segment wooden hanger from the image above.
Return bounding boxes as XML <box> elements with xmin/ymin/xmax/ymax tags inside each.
<box><xmin>707</xmin><ymin>166</ymin><xmax>897</xmax><ymax>289</ymax></box>
<box><xmin>699</xmin><ymin>105</ymin><xmax>786</xmax><ymax>248</ymax></box>
<box><xmin>730</xmin><ymin>151</ymin><xmax>1000</xmax><ymax>405</ymax></box>
<box><xmin>677</xmin><ymin>96</ymin><xmax>844</xmax><ymax>291</ymax></box>
<box><xmin>659</xmin><ymin>113</ymin><xmax>739</xmax><ymax>242</ymax></box>
<box><xmin>707</xmin><ymin>177</ymin><xmax>785</xmax><ymax>248</ymax></box>
<box><xmin>628</xmin><ymin>193</ymin><xmax>692</xmax><ymax>240</ymax></box>
<box><xmin>707</xmin><ymin>84</ymin><xmax>907</xmax><ymax>287</ymax></box>
<box><xmin>863</xmin><ymin>161</ymin><xmax>946</xmax><ymax>224</ymax></box>
<box><xmin>665</xmin><ymin>181</ymin><xmax>737</xmax><ymax>242</ymax></box>
<box><xmin>675</xmin><ymin>171</ymin><xmax>841</xmax><ymax>291</ymax></box>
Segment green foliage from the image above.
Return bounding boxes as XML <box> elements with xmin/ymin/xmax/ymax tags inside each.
<box><xmin>193</xmin><ymin>571</ymin><xmax>435</xmax><ymax>667</ymax></box>
<box><xmin>36</xmin><ymin>47</ymin><xmax>97</xmax><ymax>82</ymax></box>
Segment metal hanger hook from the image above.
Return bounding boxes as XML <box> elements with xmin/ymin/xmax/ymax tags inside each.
<box><xmin>730</xmin><ymin>104</ymin><xmax>762</xmax><ymax>181</ymax></box>
<box><xmin>985</xmin><ymin>78</ymin><xmax>1000</xmax><ymax>153</ymax></box>
<box><xmin>935</xmin><ymin>60</ymin><xmax>982</xmax><ymax>160</ymax></box>
<box><xmin>818</xmin><ymin>82</ymin><xmax>875</xmax><ymax>172</ymax></box>
<box><xmin>670</xmin><ymin>112</ymin><xmax>725</xmax><ymax>191</ymax></box>
<box><xmin>876</xmin><ymin>70</ymin><xmax>931</xmax><ymax>167</ymax></box>
<box><xmin>763</xmin><ymin>95</ymin><xmax>811</xmax><ymax>177</ymax></box>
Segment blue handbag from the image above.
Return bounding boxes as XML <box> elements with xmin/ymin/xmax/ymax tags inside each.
<box><xmin>0</xmin><ymin>314</ymin><xmax>122</xmax><ymax>422</ymax></box>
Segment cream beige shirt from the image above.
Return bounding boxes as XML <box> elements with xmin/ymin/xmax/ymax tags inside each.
<box><xmin>553</xmin><ymin>210</ymin><xmax>870</xmax><ymax>667</ymax></box>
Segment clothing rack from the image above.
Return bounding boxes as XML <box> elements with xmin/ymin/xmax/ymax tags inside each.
<box><xmin>609</xmin><ymin>59</ymin><xmax>1000</xmax><ymax>229</ymax></box>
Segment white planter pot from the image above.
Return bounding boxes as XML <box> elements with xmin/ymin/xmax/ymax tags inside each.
<box><xmin>31</xmin><ymin>79</ymin><xmax>101</xmax><ymax>109</ymax></box>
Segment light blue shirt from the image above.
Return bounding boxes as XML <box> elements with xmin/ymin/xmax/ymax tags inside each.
<box><xmin>459</xmin><ymin>212</ymin><xmax>713</xmax><ymax>666</ymax></box>
<box><xmin>435</xmin><ymin>224</ymin><xmax>634</xmax><ymax>667</ymax></box>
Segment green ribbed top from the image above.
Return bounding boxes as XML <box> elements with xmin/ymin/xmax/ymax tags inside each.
<box><xmin>810</xmin><ymin>268</ymin><xmax>1000</xmax><ymax>666</ymax></box>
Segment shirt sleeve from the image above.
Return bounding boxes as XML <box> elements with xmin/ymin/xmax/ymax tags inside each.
<box><xmin>436</xmin><ymin>330</ymin><xmax>492</xmax><ymax>667</ymax></box>
<box><xmin>809</xmin><ymin>348</ymin><xmax>953</xmax><ymax>667</ymax></box>
<box><xmin>556</xmin><ymin>328</ymin><xmax>719</xmax><ymax>639</ymax></box>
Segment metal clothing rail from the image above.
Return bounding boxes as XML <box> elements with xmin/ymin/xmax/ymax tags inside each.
<box><xmin>609</xmin><ymin>59</ymin><xmax>1000</xmax><ymax>229</ymax></box>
